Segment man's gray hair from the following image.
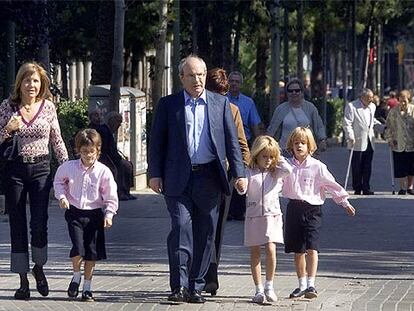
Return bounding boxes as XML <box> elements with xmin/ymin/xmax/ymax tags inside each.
<box><xmin>228</xmin><ymin>71</ymin><xmax>244</xmax><ymax>84</ymax></box>
<box><xmin>178</xmin><ymin>54</ymin><xmax>207</xmax><ymax>75</ymax></box>
<box><xmin>360</xmin><ymin>88</ymin><xmax>373</xmax><ymax>98</ymax></box>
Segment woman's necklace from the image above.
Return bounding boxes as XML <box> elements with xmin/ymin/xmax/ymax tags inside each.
<box><xmin>22</xmin><ymin>103</ymin><xmax>32</xmax><ymax>113</ymax></box>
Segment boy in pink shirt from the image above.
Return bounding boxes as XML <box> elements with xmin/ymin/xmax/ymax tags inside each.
<box><xmin>282</xmin><ymin>127</ymin><xmax>355</xmax><ymax>299</ymax></box>
<box><xmin>54</xmin><ymin>129</ymin><xmax>118</xmax><ymax>301</ymax></box>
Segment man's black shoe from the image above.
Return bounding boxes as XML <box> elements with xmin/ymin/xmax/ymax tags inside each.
<box><xmin>407</xmin><ymin>189</ymin><xmax>414</xmax><ymax>195</ymax></box>
<box><xmin>67</xmin><ymin>280</ymin><xmax>80</xmax><ymax>298</ymax></box>
<box><xmin>204</xmin><ymin>282</ymin><xmax>218</xmax><ymax>296</ymax></box>
<box><xmin>14</xmin><ymin>287</ymin><xmax>30</xmax><ymax>300</ymax></box>
<box><xmin>168</xmin><ymin>286</ymin><xmax>189</xmax><ymax>302</ymax></box>
<box><xmin>354</xmin><ymin>190</ymin><xmax>361</xmax><ymax>195</ymax></box>
<box><xmin>399</xmin><ymin>189</ymin><xmax>407</xmax><ymax>195</ymax></box>
<box><xmin>32</xmin><ymin>266</ymin><xmax>49</xmax><ymax>297</ymax></box>
<box><xmin>363</xmin><ymin>190</ymin><xmax>374</xmax><ymax>195</ymax></box>
<box><xmin>189</xmin><ymin>290</ymin><xmax>206</xmax><ymax>303</ymax></box>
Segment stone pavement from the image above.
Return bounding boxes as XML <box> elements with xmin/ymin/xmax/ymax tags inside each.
<box><xmin>0</xmin><ymin>141</ymin><xmax>413</xmax><ymax>310</ymax></box>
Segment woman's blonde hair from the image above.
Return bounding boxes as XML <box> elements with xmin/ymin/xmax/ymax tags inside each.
<box><xmin>249</xmin><ymin>135</ymin><xmax>281</xmax><ymax>170</ymax></box>
<box><xmin>11</xmin><ymin>62</ymin><xmax>52</xmax><ymax>103</ymax></box>
<box><xmin>286</xmin><ymin>127</ymin><xmax>317</xmax><ymax>156</ymax></box>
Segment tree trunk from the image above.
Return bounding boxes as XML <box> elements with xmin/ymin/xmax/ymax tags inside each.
<box><xmin>91</xmin><ymin>1</ymin><xmax>114</xmax><ymax>85</ymax></box>
<box><xmin>6</xmin><ymin>19</ymin><xmax>16</xmax><ymax>97</ymax></box>
<box><xmin>172</xmin><ymin>0</ymin><xmax>181</xmax><ymax>93</ymax></box>
<box><xmin>152</xmin><ymin>0</ymin><xmax>168</xmax><ymax>111</ymax></box>
<box><xmin>283</xmin><ymin>3</ymin><xmax>289</xmax><ymax>82</ymax></box>
<box><xmin>109</xmin><ymin>0</ymin><xmax>125</xmax><ymax>113</ymax></box>
<box><xmin>270</xmin><ymin>0</ymin><xmax>281</xmax><ymax>114</ymax></box>
<box><xmin>296</xmin><ymin>0</ymin><xmax>303</xmax><ymax>80</ymax></box>
<box><xmin>255</xmin><ymin>28</ymin><xmax>270</xmax><ymax>123</ymax></box>
<box><xmin>310</xmin><ymin>21</ymin><xmax>324</xmax><ymax>98</ymax></box>
<box><xmin>37</xmin><ymin>0</ymin><xmax>50</xmax><ymax>73</ymax></box>
<box><xmin>196</xmin><ymin>1</ymin><xmax>210</xmax><ymax>66</ymax></box>
<box><xmin>232</xmin><ymin>4</ymin><xmax>244</xmax><ymax>71</ymax></box>
<box><xmin>61</xmin><ymin>58</ymin><xmax>69</xmax><ymax>99</ymax></box>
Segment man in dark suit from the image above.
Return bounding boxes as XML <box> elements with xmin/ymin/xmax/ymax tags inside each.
<box><xmin>148</xmin><ymin>55</ymin><xmax>246</xmax><ymax>304</ymax></box>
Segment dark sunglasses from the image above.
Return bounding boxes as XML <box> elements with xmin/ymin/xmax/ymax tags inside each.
<box><xmin>287</xmin><ymin>88</ymin><xmax>302</xmax><ymax>93</ymax></box>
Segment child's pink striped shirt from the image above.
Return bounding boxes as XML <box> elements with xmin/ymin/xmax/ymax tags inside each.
<box><xmin>282</xmin><ymin>155</ymin><xmax>351</xmax><ymax>208</ymax></box>
<box><xmin>54</xmin><ymin>159</ymin><xmax>119</xmax><ymax>219</ymax></box>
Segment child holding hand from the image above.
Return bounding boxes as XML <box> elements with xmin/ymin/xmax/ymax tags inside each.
<box><xmin>282</xmin><ymin>127</ymin><xmax>355</xmax><ymax>299</ymax></box>
<box><xmin>237</xmin><ymin>135</ymin><xmax>292</xmax><ymax>304</ymax></box>
<box><xmin>54</xmin><ymin>129</ymin><xmax>118</xmax><ymax>301</ymax></box>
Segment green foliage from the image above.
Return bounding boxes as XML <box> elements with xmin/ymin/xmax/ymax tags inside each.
<box><xmin>56</xmin><ymin>99</ymin><xmax>89</xmax><ymax>160</ymax></box>
<box><xmin>313</xmin><ymin>97</ymin><xmax>345</xmax><ymax>138</ymax></box>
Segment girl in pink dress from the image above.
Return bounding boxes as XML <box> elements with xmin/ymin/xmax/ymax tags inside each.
<box><xmin>238</xmin><ymin>135</ymin><xmax>292</xmax><ymax>304</ymax></box>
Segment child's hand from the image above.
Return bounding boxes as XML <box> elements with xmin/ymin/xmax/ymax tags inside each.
<box><xmin>59</xmin><ymin>198</ymin><xmax>69</xmax><ymax>209</ymax></box>
<box><xmin>345</xmin><ymin>205</ymin><xmax>356</xmax><ymax>216</ymax></box>
<box><xmin>234</xmin><ymin>177</ymin><xmax>247</xmax><ymax>194</ymax></box>
<box><xmin>104</xmin><ymin>218</ymin><xmax>113</xmax><ymax>228</ymax></box>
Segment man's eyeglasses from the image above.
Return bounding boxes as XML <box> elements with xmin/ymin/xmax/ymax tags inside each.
<box><xmin>287</xmin><ymin>88</ymin><xmax>302</xmax><ymax>94</ymax></box>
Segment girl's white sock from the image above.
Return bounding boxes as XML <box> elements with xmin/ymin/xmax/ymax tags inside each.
<box><xmin>264</xmin><ymin>280</ymin><xmax>273</xmax><ymax>290</ymax></box>
<box><xmin>255</xmin><ymin>284</ymin><xmax>264</xmax><ymax>293</ymax></box>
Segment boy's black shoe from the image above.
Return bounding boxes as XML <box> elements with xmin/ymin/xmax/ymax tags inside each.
<box><xmin>289</xmin><ymin>288</ymin><xmax>306</xmax><ymax>298</ymax></box>
<box><xmin>304</xmin><ymin>287</ymin><xmax>318</xmax><ymax>299</ymax></box>
<box><xmin>67</xmin><ymin>280</ymin><xmax>80</xmax><ymax>298</ymax></box>
<box><xmin>14</xmin><ymin>287</ymin><xmax>30</xmax><ymax>300</ymax></box>
<box><xmin>32</xmin><ymin>266</ymin><xmax>49</xmax><ymax>297</ymax></box>
<box><xmin>81</xmin><ymin>290</ymin><xmax>94</xmax><ymax>302</ymax></box>
<box><xmin>354</xmin><ymin>190</ymin><xmax>361</xmax><ymax>195</ymax></box>
<box><xmin>362</xmin><ymin>190</ymin><xmax>374</xmax><ymax>195</ymax></box>
<box><xmin>398</xmin><ymin>189</ymin><xmax>407</xmax><ymax>195</ymax></box>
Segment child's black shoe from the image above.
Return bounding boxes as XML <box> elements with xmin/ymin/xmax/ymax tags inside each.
<box><xmin>67</xmin><ymin>280</ymin><xmax>80</xmax><ymax>298</ymax></box>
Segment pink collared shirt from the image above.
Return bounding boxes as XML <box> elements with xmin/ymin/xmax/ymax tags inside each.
<box><xmin>53</xmin><ymin>159</ymin><xmax>118</xmax><ymax>219</ymax></box>
<box><xmin>282</xmin><ymin>155</ymin><xmax>350</xmax><ymax>208</ymax></box>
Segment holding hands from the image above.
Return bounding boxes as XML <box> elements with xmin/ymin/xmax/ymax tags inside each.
<box><xmin>59</xmin><ymin>197</ymin><xmax>70</xmax><ymax>209</ymax></box>
<box><xmin>235</xmin><ymin>177</ymin><xmax>247</xmax><ymax>194</ymax></box>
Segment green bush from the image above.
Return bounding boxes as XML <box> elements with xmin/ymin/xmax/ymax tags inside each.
<box><xmin>312</xmin><ymin>97</ymin><xmax>345</xmax><ymax>138</ymax></box>
<box><xmin>56</xmin><ymin>99</ymin><xmax>89</xmax><ymax>160</ymax></box>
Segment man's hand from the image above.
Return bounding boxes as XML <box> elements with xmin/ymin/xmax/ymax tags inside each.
<box><xmin>59</xmin><ymin>198</ymin><xmax>69</xmax><ymax>209</ymax></box>
<box><xmin>347</xmin><ymin>138</ymin><xmax>355</xmax><ymax>149</ymax></box>
<box><xmin>149</xmin><ymin>177</ymin><xmax>163</xmax><ymax>194</ymax></box>
<box><xmin>104</xmin><ymin>218</ymin><xmax>113</xmax><ymax>228</ymax></box>
<box><xmin>234</xmin><ymin>177</ymin><xmax>247</xmax><ymax>194</ymax></box>
<box><xmin>318</xmin><ymin>139</ymin><xmax>327</xmax><ymax>152</ymax></box>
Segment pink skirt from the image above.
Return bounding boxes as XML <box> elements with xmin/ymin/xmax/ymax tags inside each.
<box><xmin>244</xmin><ymin>214</ymin><xmax>284</xmax><ymax>247</ymax></box>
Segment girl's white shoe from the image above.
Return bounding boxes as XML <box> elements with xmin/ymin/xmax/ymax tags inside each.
<box><xmin>252</xmin><ymin>291</ymin><xmax>266</xmax><ymax>303</ymax></box>
<box><xmin>264</xmin><ymin>288</ymin><xmax>278</xmax><ymax>302</ymax></box>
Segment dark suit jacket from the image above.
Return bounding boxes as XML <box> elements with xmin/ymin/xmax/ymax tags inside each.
<box><xmin>148</xmin><ymin>90</ymin><xmax>245</xmax><ymax>196</ymax></box>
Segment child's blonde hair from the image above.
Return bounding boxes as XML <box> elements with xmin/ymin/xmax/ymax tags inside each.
<box><xmin>286</xmin><ymin>127</ymin><xmax>317</xmax><ymax>156</ymax></box>
<box><xmin>249</xmin><ymin>135</ymin><xmax>281</xmax><ymax>170</ymax></box>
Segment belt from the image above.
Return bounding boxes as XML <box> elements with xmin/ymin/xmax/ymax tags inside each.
<box><xmin>191</xmin><ymin>161</ymin><xmax>216</xmax><ymax>171</ymax></box>
<box><xmin>18</xmin><ymin>154</ymin><xmax>49</xmax><ymax>164</ymax></box>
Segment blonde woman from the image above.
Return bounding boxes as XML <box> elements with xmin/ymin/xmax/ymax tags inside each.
<box><xmin>385</xmin><ymin>89</ymin><xmax>414</xmax><ymax>195</ymax></box>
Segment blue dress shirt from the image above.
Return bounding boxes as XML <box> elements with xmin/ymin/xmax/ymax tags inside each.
<box><xmin>184</xmin><ymin>90</ymin><xmax>215</xmax><ymax>164</ymax></box>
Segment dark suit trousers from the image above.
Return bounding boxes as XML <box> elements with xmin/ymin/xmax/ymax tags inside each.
<box><xmin>351</xmin><ymin>140</ymin><xmax>374</xmax><ymax>192</ymax></box>
<box><xmin>164</xmin><ymin>165</ymin><xmax>221</xmax><ymax>292</ymax></box>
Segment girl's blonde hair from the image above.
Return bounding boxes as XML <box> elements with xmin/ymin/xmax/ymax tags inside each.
<box><xmin>249</xmin><ymin>135</ymin><xmax>281</xmax><ymax>170</ymax></box>
<box><xmin>286</xmin><ymin>127</ymin><xmax>317</xmax><ymax>156</ymax></box>
<box><xmin>11</xmin><ymin>62</ymin><xmax>52</xmax><ymax>103</ymax></box>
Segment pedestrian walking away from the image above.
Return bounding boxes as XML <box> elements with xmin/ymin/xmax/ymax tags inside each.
<box><xmin>148</xmin><ymin>55</ymin><xmax>246</xmax><ymax>304</ymax></box>
<box><xmin>53</xmin><ymin>129</ymin><xmax>119</xmax><ymax>302</ymax></box>
<box><xmin>0</xmin><ymin>62</ymin><xmax>68</xmax><ymax>300</ymax></box>
<box><xmin>282</xmin><ymin>127</ymin><xmax>356</xmax><ymax>300</ymax></box>
<box><xmin>343</xmin><ymin>88</ymin><xmax>379</xmax><ymax>195</ymax></box>
<box><xmin>237</xmin><ymin>135</ymin><xmax>292</xmax><ymax>304</ymax></box>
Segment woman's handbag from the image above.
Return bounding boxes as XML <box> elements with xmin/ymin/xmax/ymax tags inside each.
<box><xmin>0</xmin><ymin>135</ymin><xmax>18</xmax><ymax>161</ymax></box>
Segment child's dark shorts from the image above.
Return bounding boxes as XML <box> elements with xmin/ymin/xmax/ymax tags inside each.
<box><xmin>65</xmin><ymin>206</ymin><xmax>107</xmax><ymax>261</ymax></box>
<box><xmin>284</xmin><ymin>199</ymin><xmax>322</xmax><ymax>253</ymax></box>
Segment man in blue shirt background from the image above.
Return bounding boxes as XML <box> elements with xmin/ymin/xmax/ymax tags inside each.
<box><xmin>227</xmin><ymin>71</ymin><xmax>263</xmax><ymax>221</ymax></box>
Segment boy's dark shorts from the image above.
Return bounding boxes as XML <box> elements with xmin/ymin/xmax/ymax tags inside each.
<box><xmin>65</xmin><ymin>206</ymin><xmax>107</xmax><ymax>261</ymax></box>
<box><xmin>284</xmin><ymin>199</ymin><xmax>322</xmax><ymax>253</ymax></box>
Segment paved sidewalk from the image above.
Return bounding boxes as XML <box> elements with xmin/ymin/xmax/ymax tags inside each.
<box><xmin>0</xmin><ymin>142</ymin><xmax>413</xmax><ymax>310</ymax></box>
